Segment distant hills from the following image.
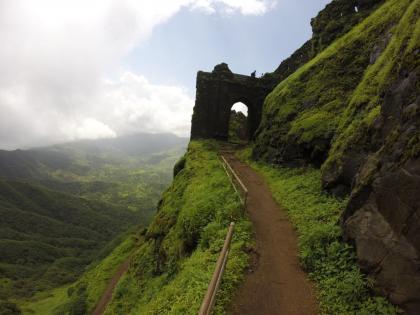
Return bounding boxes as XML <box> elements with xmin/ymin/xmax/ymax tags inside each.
<box><xmin>62</xmin><ymin>132</ymin><xmax>188</xmax><ymax>157</ymax></box>
<box><xmin>0</xmin><ymin>133</ymin><xmax>188</xmax><ymax>180</ymax></box>
<box><xmin>0</xmin><ymin>179</ymin><xmax>138</xmax><ymax>299</ymax></box>
<box><xmin>0</xmin><ymin>132</ymin><xmax>187</xmax><ymax>305</ymax></box>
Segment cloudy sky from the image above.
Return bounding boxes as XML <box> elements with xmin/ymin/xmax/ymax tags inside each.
<box><xmin>0</xmin><ymin>0</ymin><xmax>330</xmax><ymax>149</ymax></box>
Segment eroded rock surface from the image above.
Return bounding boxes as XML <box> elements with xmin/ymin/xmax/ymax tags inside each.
<box><xmin>340</xmin><ymin>64</ymin><xmax>420</xmax><ymax>312</ymax></box>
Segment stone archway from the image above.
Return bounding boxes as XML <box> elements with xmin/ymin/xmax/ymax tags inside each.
<box><xmin>190</xmin><ymin>63</ymin><xmax>272</xmax><ymax>141</ymax></box>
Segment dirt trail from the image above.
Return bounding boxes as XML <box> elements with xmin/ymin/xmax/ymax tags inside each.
<box><xmin>91</xmin><ymin>257</ymin><xmax>131</xmax><ymax>315</ymax></box>
<box><xmin>222</xmin><ymin>148</ymin><xmax>318</xmax><ymax>315</ymax></box>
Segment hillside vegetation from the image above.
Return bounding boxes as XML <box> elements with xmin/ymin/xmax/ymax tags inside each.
<box><xmin>0</xmin><ymin>133</ymin><xmax>188</xmax><ymax>222</ymax></box>
<box><xmin>253</xmin><ymin>0</ymin><xmax>419</xmax><ymax>311</ymax></box>
<box><xmin>19</xmin><ymin>234</ymin><xmax>138</xmax><ymax>314</ymax></box>
<box><xmin>254</xmin><ymin>0</ymin><xmax>416</xmax><ymax>169</ymax></box>
<box><xmin>238</xmin><ymin>148</ymin><xmax>398</xmax><ymax>314</ymax></box>
<box><xmin>0</xmin><ymin>133</ymin><xmax>187</xmax><ymax>313</ymax></box>
<box><xmin>1</xmin><ymin>0</ymin><xmax>417</xmax><ymax>313</ymax></box>
<box><xmin>0</xmin><ymin>180</ymin><xmax>138</xmax><ymax>302</ymax></box>
<box><xmin>102</xmin><ymin>141</ymin><xmax>252</xmax><ymax>314</ymax></box>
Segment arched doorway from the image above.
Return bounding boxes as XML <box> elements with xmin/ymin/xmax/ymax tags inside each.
<box><xmin>229</xmin><ymin>102</ymin><xmax>250</xmax><ymax>144</ymax></box>
<box><xmin>190</xmin><ymin>63</ymin><xmax>272</xmax><ymax>141</ymax></box>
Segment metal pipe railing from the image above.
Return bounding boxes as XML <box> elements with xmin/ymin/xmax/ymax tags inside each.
<box><xmin>198</xmin><ymin>222</ymin><xmax>235</xmax><ymax>315</ymax></box>
<box><xmin>220</xmin><ymin>155</ymin><xmax>248</xmax><ymax>208</ymax></box>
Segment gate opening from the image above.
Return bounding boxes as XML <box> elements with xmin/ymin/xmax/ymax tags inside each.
<box><xmin>228</xmin><ymin>102</ymin><xmax>250</xmax><ymax>144</ymax></box>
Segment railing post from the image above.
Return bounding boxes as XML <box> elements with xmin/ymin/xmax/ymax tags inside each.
<box><xmin>220</xmin><ymin>155</ymin><xmax>248</xmax><ymax>209</ymax></box>
<box><xmin>198</xmin><ymin>222</ymin><xmax>235</xmax><ymax>315</ymax></box>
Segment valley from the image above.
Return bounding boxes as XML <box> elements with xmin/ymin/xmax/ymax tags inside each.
<box><xmin>0</xmin><ymin>133</ymin><xmax>187</xmax><ymax>314</ymax></box>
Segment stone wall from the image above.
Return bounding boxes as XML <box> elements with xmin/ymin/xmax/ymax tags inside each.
<box><xmin>190</xmin><ymin>63</ymin><xmax>272</xmax><ymax>141</ymax></box>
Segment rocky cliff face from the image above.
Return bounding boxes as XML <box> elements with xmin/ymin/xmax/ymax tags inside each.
<box><xmin>253</xmin><ymin>0</ymin><xmax>420</xmax><ymax>312</ymax></box>
<box><xmin>268</xmin><ymin>0</ymin><xmax>385</xmax><ymax>84</ymax></box>
<box><xmin>339</xmin><ymin>28</ymin><xmax>420</xmax><ymax>312</ymax></box>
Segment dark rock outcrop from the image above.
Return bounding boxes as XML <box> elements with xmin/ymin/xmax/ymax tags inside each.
<box><xmin>340</xmin><ymin>61</ymin><xmax>420</xmax><ymax>312</ymax></box>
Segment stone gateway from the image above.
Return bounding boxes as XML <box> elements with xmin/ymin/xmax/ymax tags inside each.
<box><xmin>190</xmin><ymin>63</ymin><xmax>273</xmax><ymax>141</ymax></box>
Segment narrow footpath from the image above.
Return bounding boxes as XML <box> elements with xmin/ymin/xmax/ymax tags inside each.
<box><xmin>222</xmin><ymin>148</ymin><xmax>318</xmax><ymax>315</ymax></box>
<box><xmin>91</xmin><ymin>257</ymin><xmax>131</xmax><ymax>315</ymax></box>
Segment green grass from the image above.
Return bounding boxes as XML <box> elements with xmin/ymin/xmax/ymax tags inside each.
<box><xmin>0</xmin><ymin>137</ymin><xmax>185</xmax><ymax>309</ymax></box>
<box><xmin>323</xmin><ymin>0</ymin><xmax>420</xmax><ymax>173</ymax></box>
<box><xmin>19</xmin><ymin>234</ymin><xmax>137</xmax><ymax>314</ymax></box>
<box><xmin>254</xmin><ymin>0</ymin><xmax>414</xmax><ymax>166</ymax></box>
<box><xmin>237</xmin><ymin>147</ymin><xmax>399</xmax><ymax>315</ymax></box>
<box><xmin>79</xmin><ymin>235</ymin><xmax>137</xmax><ymax>312</ymax></box>
<box><xmin>18</xmin><ymin>286</ymin><xmax>71</xmax><ymax>315</ymax></box>
<box><xmin>41</xmin><ymin>146</ymin><xmax>184</xmax><ymax>222</ymax></box>
<box><xmin>0</xmin><ymin>180</ymin><xmax>139</xmax><ymax>303</ymax></box>
<box><xmin>103</xmin><ymin>140</ymin><xmax>252</xmax><ymax>314</ymax></box>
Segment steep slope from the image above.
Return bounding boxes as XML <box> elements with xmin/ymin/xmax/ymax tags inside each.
<box><xmin>253</xmin><ymin>0</ymin><xmax>419</xmax><ymax>311</ymax></box>
<box><xmin>102</xmin><ymin>141</ymin><xmax>252</xmax><ymax>314</ymax></box>
<box><xmin>0</xmin><ymin>133</ymin><xmax>186</xmax><ymax>312</ymax></box>
<box><xmin>267</xmin><ymin>0</ymin><xmax>385</xmax><ymax>84</ymax></box>
<box><xmin>0</xmin><ymin>180</ymin><xmax>139</xmax><ymax>301</ymax></box>
<box><xmin>18</xmin><ymin>234</ymin><xmax>138</xmax><ymax>315</ymax></box>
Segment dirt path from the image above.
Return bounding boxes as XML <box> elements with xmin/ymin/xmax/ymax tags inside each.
<box><xmin>222</xmin><ymin>149</ymin><xmax>318</xmax><ymax>315</ymax></box>
<box><xmin>91</xmin><ymin>257</ymin><xmax>131</xmax><ymax>315</ymax></box>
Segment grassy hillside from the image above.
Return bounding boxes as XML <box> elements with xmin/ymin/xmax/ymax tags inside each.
<box><xmin>40</xmin><ymin>149</ymin><xmax>183</xmax><ymax>223</ymax></box>
<box><xmin>270</xmin><ymin>0</ymin><xmax>385</xmax><ymax>84</ymax></box>
<box><xmin>251</xmin><ymin>0</ymin><xmax>419</xmax><ymax>311</ymax></box>
<box><xmin>0</xmin><ymin>133</ymin><xmax>186</xmax><ymax>313</ymax></box>
<box><xmin>0</xmin><ymin>133</ymin><xmax>187</xmax><ymax>222</ymax></box>
<box><xmin>0</xmin><ymin>180</ymin><xmax>139</xmax><ymax>304</ymax></box>
<box><xmin>19</xmin><ymin>234</ymin><xmax>138</xmax><ymax>315</ymax></box>
<box><xmin>254</xmin><ymin>0</ymin><xmax>415</xmax><ymax>171</ymax></box>
<box><xmin>99</xmin><ymin>140</ymin><xmax>252</xmax><ymax>314</ymax></box>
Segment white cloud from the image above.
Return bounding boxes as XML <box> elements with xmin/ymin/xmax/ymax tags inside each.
<box><xmin>62</xmin><ymin>118</ymin><xmax>117</xmax><ymax>141</ymax></box>
<box><xmin>96</xmin><ymin>73</ymin><xmax>194</xmax><ymax>136</ymax></box>
<box><xmin>0</xmin><ymin>0</ymin><xmax>276</xmax><ymax>149</ymax></box>
<box><xmin>192</xmin><ymin>0</ymin><xmax>272</xmax><ymax>15</ymax></box>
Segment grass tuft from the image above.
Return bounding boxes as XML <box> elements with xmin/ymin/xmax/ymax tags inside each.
<box><xmin>103</xmin><ymin>140</ymin><xmax>252</xmax><ymax>314</ymax></box>
<box><xmin>238</xmin><ymin>147</ymin><xmax>399</xmax><ymax>315</ymax></box>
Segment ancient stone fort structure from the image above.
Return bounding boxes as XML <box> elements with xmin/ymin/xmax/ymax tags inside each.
<box><xmin>190</xmin><ymin>63</ymin><xmax>274</xmax><ymax>141</ymax></box>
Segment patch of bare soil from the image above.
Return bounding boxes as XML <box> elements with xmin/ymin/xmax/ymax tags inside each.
<box><xmin>91</xmin><ymin>257</ymin><xmax>131</xmax><ymax>315</ymax></box>
<box><xmin>223</xmin><ymin>150</ymin><xmax>318</xmax><ymax>315</ymax></box>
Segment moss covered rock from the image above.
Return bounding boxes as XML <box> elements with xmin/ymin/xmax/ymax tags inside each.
<box><xmin>253</xmin><ymin>0</ymin><xmax>420</xmax><ymax>311</ymax></box>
